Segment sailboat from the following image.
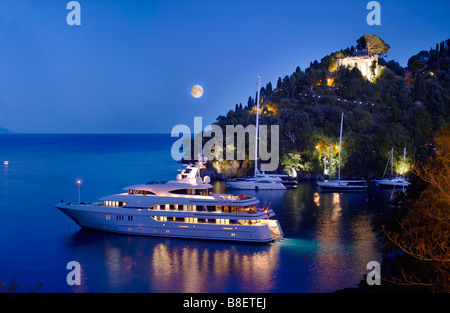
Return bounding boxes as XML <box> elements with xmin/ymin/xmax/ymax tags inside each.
<box><xmin>226</xmin><ymin>76</ymin><xmax>286</xmax><ymax>191</ymax></box>
<box><xmin>372</xmin><ymin>148</ymin><xmax>411</xmax><ymax>188</ymax></box>
<box><xmin>316</xmin><ymin>112</ymin><xmax>368</xmax><ymax>191</ymax></box>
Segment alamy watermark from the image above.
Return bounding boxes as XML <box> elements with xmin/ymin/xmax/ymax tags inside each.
<box><xmin>171</xmin><ymin>117</ymin><xmax>280</xmax><ymax>172</ymax></box>
<box><xmin>66</xmin><ymin>261</ymin><xmax>81</xmax><ymax>286</ymax></box>
<box><xmin>366</xmin><ymin>1</ymin><xmax>381</xmax><ymax>26</ymax></box>
<box><xmin>66</xmin><ymin>1</ymin><xmax>81</xmax><ymax>26</ymax></box>
<box><xmin>366</xmin><ymin>261</ymin><xmax>381</xmax><ymax>285</ymax></box>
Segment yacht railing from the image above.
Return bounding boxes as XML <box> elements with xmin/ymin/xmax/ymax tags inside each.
<box><xmin>211</xmin><ymin>193</ymin><xmax>240</xmax><ymax>201</ymax></box>
<box><xmin>123</xmin><ymin>205</ymin><xmax>269</xmax><ymax>214</ymax></box>
<box><xmin>211</xmin><ymin>193</ymin><xmax>254</xmax><ymax>201</ymax></box>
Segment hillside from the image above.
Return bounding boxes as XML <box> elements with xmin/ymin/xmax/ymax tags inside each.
<box><xmin>212</xmin><ymin>35</ymin><xmax>450</xmax><ymax>179</ymax></box>
<box><xmin>0</xmin><ymin>127</ymin><xmax>13</xmax><ymax>134</ymax></box>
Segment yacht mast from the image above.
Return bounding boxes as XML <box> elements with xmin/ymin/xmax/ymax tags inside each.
<box><xmin>382</xmin><ymin>148</ymin><xmax>393</xmax><ymax>179</ymax></box>
<box><xmin>254</xmin><ymin>76</ymin><xmax>261</xmax><ymax>177</ymax></box>
<box><xmin>391</xmin><ymin>148</ymin><xmax>394</xmax><ymax>177</ymax></box>
<box><xmin>402</xmin><ymin>147</ymin><xmax>406</xmax><ymax>192</ymax></box>
<box><xmin>338</xmin><ymin>112</ymin><xmax>344</xmax><ymax>181</ymax></box>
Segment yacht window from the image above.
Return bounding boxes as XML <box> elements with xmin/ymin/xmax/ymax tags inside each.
<box><xmin>105</xmin><ymin>201</ymin><xmax>124</xmax><ymax>207</ymax></box>
<box><xmin>194</xmin><ymin>188</ymin><xmax>209</xmax><ymax>195</ymax></box>
<box><xmin>169</xmin><ymin>189</ymin><xmax>188</xmax><ymax>195</ymax></box>
<box><xmin>128</xmin><ymin>189</ymin><xmax>155</xmax><ymax>195</ymax></box>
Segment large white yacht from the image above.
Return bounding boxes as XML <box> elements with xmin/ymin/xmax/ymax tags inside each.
<box><xmin>56</xmin><ymin>159</ymin><xmax>284</xmax><ymax>243</ymax></box>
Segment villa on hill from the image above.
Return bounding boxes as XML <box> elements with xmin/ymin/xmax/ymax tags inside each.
<box><xmin>336</xmin><ymin>49</ymin><xmax>379</xmax><ymax>82</ymax></box>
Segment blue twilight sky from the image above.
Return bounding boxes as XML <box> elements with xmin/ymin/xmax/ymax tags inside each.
<box><xmin>0</xmin><ymin>0</ymin><xmax>449</xmax><ymax>133</ymax></box>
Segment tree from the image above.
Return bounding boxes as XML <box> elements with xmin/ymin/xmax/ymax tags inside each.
<box><xmin>379</xmin><ymin>59</ymin><xmax>405</xmax><ymax>76</ymax></box>
<box><xmin>356</xmin><ymin>34</ymin><xmax>390</xmax><ymax>56</ymax></box>
<box><xmin>276</xmin><ymin>77</ymin><xmax>282</xmax><ymax>89</ymax></box>
<box><xmin>247</xmin><ymin>96</ymin><xmax>254</xmax><ymax>108</ymax></box>
<box><xmin>265</xmin><ymin>82</ymin><xmax>273</xmax><ymax>97</ymax></box>
<box><xmin>280</xmin><ymin>152</ymin><xmax>311</xmax><ymax>178</ymax></box>
<box><xmin>383</xmin><ymin>124</ymin><xmax>450</xmax><ymax>292</ymax></box>
<box><xmin>407</xmin><ymin>55</ymin><xmax>426</xmax><ymax>73</ymax></box>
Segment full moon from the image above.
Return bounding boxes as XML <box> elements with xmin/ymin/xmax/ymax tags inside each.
<box><xmin>190</xmin><ymin>85</ymin><xmax>204</xmax><ymax>98</ymax></box>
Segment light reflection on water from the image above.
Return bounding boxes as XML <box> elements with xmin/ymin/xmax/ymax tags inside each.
<box><xmin>66</xmin><ymin>231</ymin><xmax>282</xmax><ymax>293</ymax></box>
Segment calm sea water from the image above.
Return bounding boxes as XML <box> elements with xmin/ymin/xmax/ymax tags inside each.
<box><xmin>0</xmin><ymin>134</ymin><xmax>390</xmax><ymax>293</ymax></box>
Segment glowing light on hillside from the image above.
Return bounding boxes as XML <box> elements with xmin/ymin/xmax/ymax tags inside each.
<box><xmin>326</xmin><ymin>78</ymin><xmax>335</xmax><ymax>87</ymax></box>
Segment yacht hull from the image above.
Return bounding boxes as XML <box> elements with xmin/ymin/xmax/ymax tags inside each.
<box><xmin>318</xmin><ymin>185</ymin><xmax>368</xmax><ymax>191</ymax></box>
<box><xmin>226</xmin><ymin>182</ymin><xmax>286</xmax><ymax>190</ymax></box>
<box><xmin>317</xmin><ymin>180</ymin><xmax>368</xmax><ymax>192</ymax></box>
<box><xmin>372</xmin><ymin>179</ymin><xmax>411</xmax><ymax>188</ymax></box>
<box><xmin>56</xmin><ymin>204</ymin><xmax>283</xmax><ymax>243</ymax></box>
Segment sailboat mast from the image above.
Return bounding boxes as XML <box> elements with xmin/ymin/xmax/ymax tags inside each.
<box><xmin>254</xmin><ymin>76</ymin><xmax>261</xmax><ymax>177</ymax></box>
<box><xmin>391</xmin><ymin>148</ymin><xmax>393</xmax><ymax>177</ymax></box>
<box><xmin>338</xmin><ymin>112</ymin><xmax>343</xmax><ymax>181</ymax></box>
<box><xmin>402</xmin><ymin>147</ymin><xmax>406</xmax><ymax>192</ymax></box>
<box><xmin>382</xmin><ymin>148</ymin><xmax>392</xmax><ymax>179</ymax></box>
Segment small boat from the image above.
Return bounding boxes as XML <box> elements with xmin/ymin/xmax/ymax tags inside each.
<box><xmin>226</xmin><ymin>76</ymin><xmax>287</xmax><ymax>191</ymax></box>
<box><xmin>226</xmin><ymin>174</ymin><xmax>287</xmax><ymax>190</ymax></box>
<box><xmin>316</xmin><ymin>112</ymin><xmax>368</xmax><ymax>191</ymax></box>
<box><xmin>373</xmin><ymin>177</ymin><xmax>411</xmax><ymax>187</ymax></box>
<box><xmin>372</xmin><ymin>148</ymin><xmax>411</xmax><ymax>188</ymax></box>
<box><xmin>316</xmin><ymin>179</ymin><xmax>368</xmax><ymax>191</ymax></box>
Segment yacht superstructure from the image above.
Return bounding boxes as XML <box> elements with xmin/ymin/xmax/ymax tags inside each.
<box><xmin>56</xmin><ymin>160</ymin><xmax>283</xmax><ymax>243</ymax></box>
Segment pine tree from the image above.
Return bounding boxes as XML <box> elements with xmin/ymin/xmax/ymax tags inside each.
<box><xmin>277</xmin><ymin>77</ymin><xmax>282</xmax><ymax>89</ymax></box>
<box><xmin>247</xmin><ymin>96</ymin><xmax>254</xmax><ymax>108</ymax></box>
<box><xmin>265</xmin><ymin>82</ymin><xmax>273</xmax><ymax>97</ymax></box>
<box><xmin>436</xmin><ymin>43</ymin><xmax>440</xmax><ymax>70</ymax></box>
